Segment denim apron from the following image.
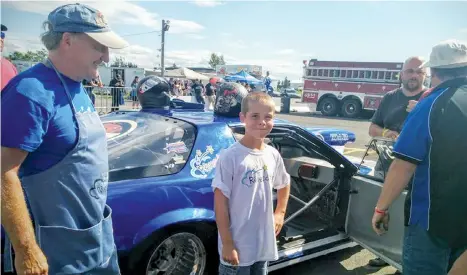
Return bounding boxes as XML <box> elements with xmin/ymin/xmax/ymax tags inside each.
<box><xmin>3</xmin><ymin>59</ymin><xmax>120</xmax><ymax>274</ymax></box>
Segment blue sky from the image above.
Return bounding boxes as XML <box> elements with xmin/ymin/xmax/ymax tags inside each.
<box><xmin>2</xmin><ymin>0</ymin><xmax>466</xmax><ymax>80</ymax></box>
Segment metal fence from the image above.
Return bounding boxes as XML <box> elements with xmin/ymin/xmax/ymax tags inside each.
<box><xmin>84</xmin><ymin>85</ymin><xmax>141</xmax><ymax>115</ymax></box>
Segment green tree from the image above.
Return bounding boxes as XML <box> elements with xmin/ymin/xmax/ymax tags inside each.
<box><xmin>208</xmin><ymin>53</ymin><xmax>226</xmax><ymax>69</ymax></box>
<box><xmin>7</xmin><ymin>49</ymin><xmax>48</xmax><ymax>62</ymax></box>
<box><xmin>111</xmin><ymin>56</ymin><xmax>138</xmax><ymax>68</ymax></box>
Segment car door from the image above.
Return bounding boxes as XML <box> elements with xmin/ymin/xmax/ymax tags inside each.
<box><xmin>345</xmin><ymin>138</ymin><xmax>405</xmax><ymax>271</ymax></box>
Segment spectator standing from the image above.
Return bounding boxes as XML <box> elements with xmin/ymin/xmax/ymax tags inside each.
<box><xmin>1</xmin><ymin>3</ymin><xmax>128</xmax><ymax>275</ymax></box>
<box><xmin>213</xmin><ymin>92</ymin><xmax>291</xmax><ymax>275</ymax></box>
<box><xmin>109</xmin><ymin>74</ymin><xmax>124</xmax><ymax>112</ymax></box>
<box><xmin>372</xmin><ymin>40</ymin><xmax>467</xmax><ymax>275</ymax></box>
<box><xmin>130</xmin><ymin>76</ymin><xmax>140</xmax><ymax>109</ymax></box>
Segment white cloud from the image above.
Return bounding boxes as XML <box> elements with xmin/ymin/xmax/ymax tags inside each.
<box><xmin>167</xmin><ymin>19</ymin><xmax>205</xmax><ymax>34</ymax></box>
<box><xmin>460</xmin><ymin>28</ymin><xmax>467</xmax><ymax>34</ymax></box>
<box><xmin>185</xmin><ymin>34</ymin><xmax>206</xmax><ymax>40</ymax></box>
<box><xmin>3</xmin><ymin>34</ymin><xmax>44</xmax><ymax>54</ymax></box>
<box><xmin>224</xmin><ymin>39</ymin><xmax>248</xmax><ymax>49</ymax></box>
<box><xmin>192</xmin><ymin>0</ymin><xmax>224</xmax><ymax>7</ymax></box>
<box><xmin>275</xmin><ymin>49</ymin><xmax>295</xmax><ymax>55</ymax></box>
<box><xmin>3</xmin><ymin>1</ymin><xmax>204</xmax><ymax>34</ymax></box>
<box><xmin>110</xmin><ymin>44</ymin><xmax>158</xmax><ymax>69</ymax></box>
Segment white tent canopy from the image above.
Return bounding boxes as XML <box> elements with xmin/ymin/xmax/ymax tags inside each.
<box><xmin>164</xmin><ymin>67</ymin><xmax>209</xmax><ymax>81</ymax></box>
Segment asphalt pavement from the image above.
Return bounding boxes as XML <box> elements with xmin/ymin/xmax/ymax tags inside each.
<box><xmin>271</xmin><ymin>246</ymin><xmax>398</xmax><ymax>275</ymax></box>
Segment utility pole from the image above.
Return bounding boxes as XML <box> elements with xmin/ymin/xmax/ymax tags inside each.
<box><xmin>160</xmin><ymin>19</ymin><xmax>170</xmax><ymax>77</ymax></box>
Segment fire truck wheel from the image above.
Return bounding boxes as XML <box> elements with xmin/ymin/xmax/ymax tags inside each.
<box><xmin>341</xmin><ymin>98</ymin><xmax>362</xmax><ymax>118</ymax></box>
<box><xmin>319</xmin><ymin>97</ymin><xmax>339</xmax><ymax>116</ymax></box>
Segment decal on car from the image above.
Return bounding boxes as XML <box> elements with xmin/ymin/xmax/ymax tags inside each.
<box><xmin>103</xmin><ymin>120</ymin><xmax>138</xmax><ymax>141</ymax></box>
<box><xmin>190</xmin><ymin>145</ymin><xmax>219</xmax><ymax>179</ymax></box>
<box><xmin>164</xmin><ymin>141</ymin><xmax>189</xmax><ymax>154</ymax></box>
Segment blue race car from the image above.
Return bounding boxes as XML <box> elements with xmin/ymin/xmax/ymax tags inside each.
<box><xmin>100</xmin><ymin>107</ymin><xmax>397</xmax><ymax>275</ymax></box>
<box><xmin>1</xmin><ymin>106</ymin><xmax>403</xmax><ymax>274</ymax></box>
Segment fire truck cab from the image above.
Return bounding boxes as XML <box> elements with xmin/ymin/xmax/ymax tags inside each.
<box><xmin>301</xmin><ymin>59</ymin><xmax>403</xmax><ymax>118</ymax></box>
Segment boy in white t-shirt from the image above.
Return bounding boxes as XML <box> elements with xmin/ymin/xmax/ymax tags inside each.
<box><xmin>212</xmin><ymin>92</ymin><xmax>291</xmax><ymax>275</ymax></box>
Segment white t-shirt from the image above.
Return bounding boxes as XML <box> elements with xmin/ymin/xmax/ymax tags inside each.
<box><xmin>212</xmin><ymin>141</ymin><xmax>291</xmax><ymax>266</ymax></box>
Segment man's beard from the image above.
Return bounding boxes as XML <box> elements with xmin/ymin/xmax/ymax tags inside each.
<box><xmin>402</xmin><ymin>79</ymin><xmax>421</xmax><ymax>92</ymax></box>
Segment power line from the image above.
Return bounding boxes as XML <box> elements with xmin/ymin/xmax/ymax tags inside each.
<box><xmin>121</xmin><ymin>30</ymin><xmax>160</xmax><ymax>37</ymax></box>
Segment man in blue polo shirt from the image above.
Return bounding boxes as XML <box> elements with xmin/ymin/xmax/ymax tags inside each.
<box><xmin>371</xmin><ymin>40</ymin><xmax>467</xmax><ymax>275</ymax></box>
<box><xmin>1</xmin><ymin>3</ymin><xmax>127</xmax><ymax>275</ymax></box>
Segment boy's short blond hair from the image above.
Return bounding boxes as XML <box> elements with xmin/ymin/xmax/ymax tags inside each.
<box><xmin>241</xmin><ymin>92</ymin><xmax>276</xmax><ymax>114</ymax></box>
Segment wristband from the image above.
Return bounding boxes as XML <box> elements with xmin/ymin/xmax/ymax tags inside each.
<box><xmin>382</xmin><ymin>128</ymin><xmax>389</xmax><ymax>137</ymax></box>
<box><xmin>375</xmin><ymin>207</ymin><xmax>387</xmax><ymax>214</ymax></box>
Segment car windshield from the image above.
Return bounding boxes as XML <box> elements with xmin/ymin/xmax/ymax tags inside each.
<box><xmin>101</xmin><ymin>112</ymin><xmax>196</xmax><ymax>181</ymax></box>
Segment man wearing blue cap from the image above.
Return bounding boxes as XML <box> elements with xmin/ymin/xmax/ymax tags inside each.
<box><xmin>1</xmin><ymin>3</ymin><xmax>127</xmax><ymax>275</ymax></box>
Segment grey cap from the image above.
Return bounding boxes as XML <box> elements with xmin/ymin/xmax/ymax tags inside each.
<box><xmin>421</xmin><ymin>40</ymin><xmax>467</xmax><ymax>69</ymax></box>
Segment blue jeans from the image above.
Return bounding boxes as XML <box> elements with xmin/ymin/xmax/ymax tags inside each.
<box><xmin>219</xmin><ymin>261</ymin><xmax>268</xmax><ymax>275</ymax></box>
<box><xmin>403</xmin><ymin>223</ymin><xmax>467</xmax><ymax>275</ymax></box>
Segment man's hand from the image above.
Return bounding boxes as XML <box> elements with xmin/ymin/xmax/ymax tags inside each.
<box><xmin>406</xmin><ymin>100</ymin><xmax>418</xmax><ymax>112</ymax></box>
<box><xmin>221</xmin><ymin>244</ymin><xmax>240</xmax><ymax>266</ymax></box>
<box><xmin>383</xmin><ymin>130</ymin><xmax>399</xmax><ymax>140</ymax></box>
<box><xmin>372</xmin><ymin>210</ymin><xmax>390</xmax><ymax>236</ymax></box>
<box><xmin>15</xmin><ymin>244</ymin><xmax>49</xmax><ymax>275</ymax></box>
<box><xmin>274</xmin><ymin>212</ymin><xmax>285</xmax><ymax>236</ymax></box>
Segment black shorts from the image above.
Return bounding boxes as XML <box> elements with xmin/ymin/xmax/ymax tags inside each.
<box><xmin>131</xmin><ymin>95</ymin><xmax>138</xmax><ymax>102</ymax></box>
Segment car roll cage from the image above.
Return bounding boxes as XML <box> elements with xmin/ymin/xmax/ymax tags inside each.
<box><xmin>229</xmin><ymin>124</ymin><xmax>353</xmax><ymax>225</ymax></box>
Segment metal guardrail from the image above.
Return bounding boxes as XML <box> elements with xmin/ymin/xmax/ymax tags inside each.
<box><xmin>84</xmin><ymin>85</ymin><xmax>141</xmax><ymax>115</ymax></box>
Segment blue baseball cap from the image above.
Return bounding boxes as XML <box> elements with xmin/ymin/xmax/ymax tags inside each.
<box><xmin>48</xmin><ymin>3</ymin><xmax>128</xmax><ymax>49</ymax></box>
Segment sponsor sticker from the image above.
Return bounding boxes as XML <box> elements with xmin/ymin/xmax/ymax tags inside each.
<box><xmin>103</xmin><ymin>120</ymin><xmax>138</xmax><ymax>141</ymax></box>
<box><xmin>190</xmin><ymin>145</ymin><xmax>219</xmax><ymax>179</ymax></box>
<box><xmin>164</xmin><ymin>141</ymin><xmax>189</xmax><ymax>154</ymax></box>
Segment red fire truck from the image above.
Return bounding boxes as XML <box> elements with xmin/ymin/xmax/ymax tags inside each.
<box><xmin>301</xmin><ymin>59</ymin><xmax>403</xmax><ymax>118</ymax></box>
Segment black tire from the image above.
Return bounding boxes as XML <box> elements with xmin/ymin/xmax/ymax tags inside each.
<box><xmin>134</xmin><ymin>226</ymin><xmax>218</xmax><ymax>275</ymax></box>
<box><xmin>319</xmin><ymin>97</ymin><xmax>339</xmax><ymax>116</ymax></box>
<box><xmin>340</xmin><ymin>98</ymin><xmax>362</xmax><ymax>118</ymax></box>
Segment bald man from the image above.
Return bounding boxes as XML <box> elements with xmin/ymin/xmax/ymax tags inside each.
<box><xmin>369</xmin><ymin>56</ymin><xmax>428</xmax><ymax>139</ymax></box>
<box><xmin>365</xmin><ymin>56</ymin><xmax>427</xmax><ymax>269</ymax></box>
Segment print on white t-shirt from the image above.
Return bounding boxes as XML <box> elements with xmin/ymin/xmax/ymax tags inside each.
<box><xmin>212</xmin><ymin>142</ymin><xmax>290</xmax><ymax>266</ymax></box>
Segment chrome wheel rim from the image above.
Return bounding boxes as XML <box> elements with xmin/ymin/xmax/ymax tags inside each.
<box><xmin>146</xmin><ymin>232</ymin><xmax>206</xmax><ymax>275</ymax></box>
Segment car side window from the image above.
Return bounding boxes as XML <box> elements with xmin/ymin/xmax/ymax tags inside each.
<box><xmin>356</xmin><ymin>138</ymin><xmax>395</xmax><ymax>182</ymax></box>
<box><xmin>104</xmin><ymin>115</ymin><xmax>196</xmax><ymax>182</ymax></box>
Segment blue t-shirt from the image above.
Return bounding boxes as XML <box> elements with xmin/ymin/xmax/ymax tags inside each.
<box><xmin>1</xmin><ymin>63</ymin><xmax>95</xmax><ymax>177</ymax></box>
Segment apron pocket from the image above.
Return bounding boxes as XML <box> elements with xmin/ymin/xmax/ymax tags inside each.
<box><xmin>38</xmin><ymin>205</ymin><xmax>115</xmax><ymax>274</ymax></box>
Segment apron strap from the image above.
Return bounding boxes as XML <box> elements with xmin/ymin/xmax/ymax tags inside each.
<box><xmin>3</xmin><ymin>235</ymin><xmax>14</xmax><ymax>273</ymax></box>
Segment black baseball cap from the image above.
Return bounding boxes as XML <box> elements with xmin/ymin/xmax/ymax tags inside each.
<box><xmin>1</xmin><ymin>24</ymin><xmax>7</xmax><ymax>32</ymax></box>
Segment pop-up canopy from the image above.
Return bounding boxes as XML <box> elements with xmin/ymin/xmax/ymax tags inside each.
<box><xmin>224</xmin><ymin>70</ymin><xmax>262</xmax><ymax>84</ymax></box>
<box><xmin>164</xmin><ymin>67</ymin><xmax>209</xmax><ymax>81</ymax></box>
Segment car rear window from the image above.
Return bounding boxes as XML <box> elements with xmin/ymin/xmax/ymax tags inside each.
<box><xmin>101</xmin><ymin>112</ymin><xmax>196</xmax><ymax>182</ymax></box>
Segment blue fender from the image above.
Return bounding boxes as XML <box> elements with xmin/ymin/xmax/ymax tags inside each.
<box><xmin>132</xmin><ymin>208</ymin><xmax>216</xmax><ymax>246</ymax></box>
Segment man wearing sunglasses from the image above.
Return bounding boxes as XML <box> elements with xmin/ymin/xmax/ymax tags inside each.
<box><xmin>1</xmin><ymin>24</ymin><xmax>18</xmax><ymax>91</ymax></box>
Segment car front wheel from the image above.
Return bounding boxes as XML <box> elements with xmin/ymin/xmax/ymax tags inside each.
<box><xmin>144</xmin><ymin>232</ymin><xmax>208</xmax><ymax>275</ymax></box>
